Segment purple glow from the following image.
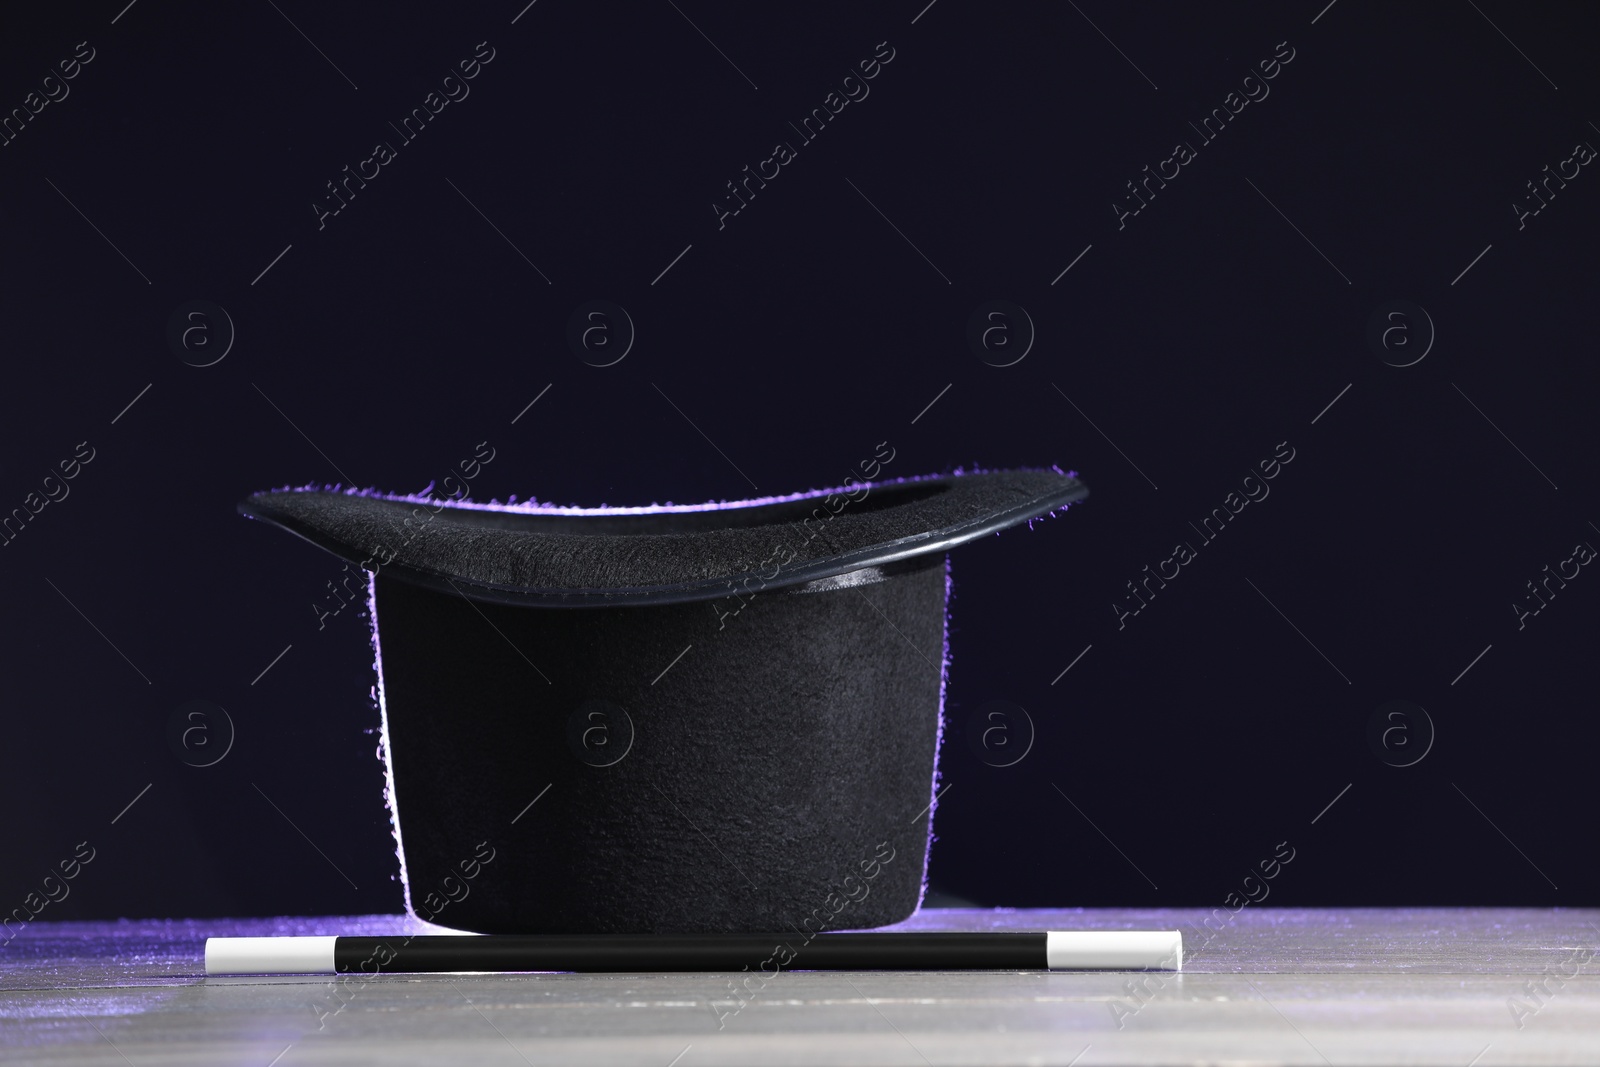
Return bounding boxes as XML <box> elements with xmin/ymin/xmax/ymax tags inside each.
<box><xmin>913</xmin><ymin>555</ymin><xmax>955</xmax><ymax>915</ymax></box>
<box><xmin>364</xmin><ymin>572</ymin><xmax>416</xmax><ymax>924</ymax></box>
<box><xmin>261</xmin><ymin>465</ymin><xmax>1083</xmax><ymax>519</ymax></box>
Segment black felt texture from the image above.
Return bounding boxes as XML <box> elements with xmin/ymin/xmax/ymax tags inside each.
<box><xmin>376</xmin><ymin>560</ymin><xmax>947</xmax><ymax>934</ymax></box>
<box><xmin>239</xmin><ymin>470</ymin><xmax>1085</xmax><ymax>605</ymax></box>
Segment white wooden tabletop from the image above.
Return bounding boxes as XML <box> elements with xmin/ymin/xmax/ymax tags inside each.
<box><xmin>3</xmin><ymin>907</ymin><xmax>1597</xmax><ymax>1065</ymax></box>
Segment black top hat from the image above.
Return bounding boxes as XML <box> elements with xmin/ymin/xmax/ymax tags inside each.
<box><xmin>239</xmin><ymin>468</ymin><xmax>1086</xmax><ymax>934</ymax></box>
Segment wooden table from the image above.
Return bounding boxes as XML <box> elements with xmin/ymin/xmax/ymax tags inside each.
<box><xmin>3</xmin><ymin>908</ymin><xmax>1597</xmax><ymax>1064</ymax></box>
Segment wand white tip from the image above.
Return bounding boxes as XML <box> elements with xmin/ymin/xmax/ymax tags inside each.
<box><xmin>1045</xmin><ymin>930</ymin><xmax>1182</xmax><ymax>970</ymax></box>
<box><xmin>205</xmin><ymin>936</ymin><xmax>337</xmax><ymax>975</ymax></box>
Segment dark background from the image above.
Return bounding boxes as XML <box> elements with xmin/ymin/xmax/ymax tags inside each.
<box><xmin>2</xmin><ymin>0</ymin><xmax>1595</xmax><ymax>921</ymax></box>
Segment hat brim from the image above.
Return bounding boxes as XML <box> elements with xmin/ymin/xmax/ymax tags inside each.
<box><xmin>237</xmin><ymin>468</ymin><xmax>1087</xmax><ymax>607</ymax></box>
